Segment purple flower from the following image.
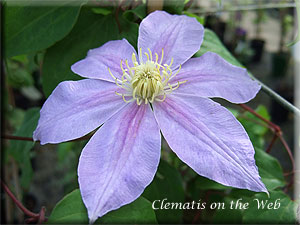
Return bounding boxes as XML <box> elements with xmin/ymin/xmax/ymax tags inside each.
<box><xmin>33</xmin><ymin>11</ymin><xmax>267</xmax><ymax>223</ymax></box>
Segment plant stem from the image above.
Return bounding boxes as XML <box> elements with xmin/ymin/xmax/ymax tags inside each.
<box><xmin>266</xmin><ymin>134</ymin><xmax>278</xmax><ymax>153</ymax></box>
<box><xmin>1</xmin><ymin>180</ymin><xmax>39</xmax><ymax>218</ymax></box>
<box><xmin>2</xmin><ymin>135</ymin><xmax>34</xmax><ymax>141</ymax></box>
<box><xmin>239</xmin><ymin>104</ymin><xmax>281</xmax><ymax>133</ymax></box>
<box><xmin>249</xmin><ymin>74</ymin><xmax>300</xmax><ymax>116</ymax></box>
<box><xmin>1</xmin><ymin>134</ymin><xmax>91</xmax><ymax>142</ymax></box>
<box><xmin>1</xmin><ymin>180</ymin><xmax>48</xmax><ymax>223</ymax></box>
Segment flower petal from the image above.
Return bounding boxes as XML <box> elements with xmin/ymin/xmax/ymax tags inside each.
<box><xmin>33</xmin><ymin>79</ymin><xmax>126</xmax><ymax>144</ymax></box>
<box><xmin>153</xmin><ymin>94</ymin><xmax>267</xmax><ymax>193</ymax></box>
<box><xmin>173</xmin><ymin>52</ymin><xmax>261</xmax><ymax>103</ymax></box>
<box><xmin>71</xmin><ymin>39</ymin><xmax>137</xmax><ymax>82</ymax></box>
<box><xmin>78</xmin><ymin>102</ymin><xmax>161</xmax><ymax>223</ymax></box>
<box><xmin>138</xmin><ymin>11</ymin><xmax>204</xmax><ymax>69</ymax></box>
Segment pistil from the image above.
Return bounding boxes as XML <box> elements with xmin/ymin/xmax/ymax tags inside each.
<box><xmin>108</xmin><ymin>48</ymin><xmax>186</xmax><ymax>105</ymax></box>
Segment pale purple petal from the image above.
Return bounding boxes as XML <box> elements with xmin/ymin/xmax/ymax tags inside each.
<box><xmin>138</xmin><ymin>11</ymin><xmax>204</xmax><ymax>70</ymax></box>
<box><xmin>78</xmin><ymin>103</ymin><xmax>161</xmax><ymax>223</ymax></box>
<box><xmin>33</xmin><ymin>79</ymin><xmax>126</xmax><ymax>144</ymax></box>
<box><xmin>153</xmin><ymin>94</ymin><xmax>267</xmax><ymax>193</ymax></box>
<box><xmin>71</xmin><ymin>39</ymin><xmax>137</xmax><ymax>82</ymax></box>
<box><xmin>172</xmin><ymin>52</ymin><xmax>261</xmax><ymax>103</ymax></box>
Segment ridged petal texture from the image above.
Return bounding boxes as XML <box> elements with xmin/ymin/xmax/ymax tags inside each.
<box><xmin>153</xmin><ymin>94</ymin><xmax>267</xmax><ymax>193</ymax></box>
<box><xmin>78</xmin><ymin>103</ymin><xmax>161</xmax><ymax>223</ymax></box>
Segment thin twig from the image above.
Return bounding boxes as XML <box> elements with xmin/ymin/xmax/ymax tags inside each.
<box><xmin>1</xmin><ymin>180</ymin><xmax>48</xmax><ymax>223</ymax></box>
<box><xmin>1</xmin><ymin>134</ymin><xmax>91</xmax><ymax>143</ymax></box>
<box><xmin>249</xmin><ymin>74</ymin><xmax>300</xmax><ymax>116</ymax></box>
<box><xmin>237</xmin><ymin>114</ymin><xmax>270</xmax><ymax>129</ymax></box>
<box><xmin>1</xmin><ymin>180</ymin><xmax>37</xmax><ymax>218</ymax></box>
<box><xmin>2</xmin><ymin>135</ymin><xmax>34</xmax><ymax>142</ymax></box>
<box><xmin>278</xmin><ymin>134</ymin><xmax>295</xmax><ymax>173</ymax></box>
<box><xmin>266</xmin><ymin>134</ymin><xmax>278</xmax><ymax>153</ymax></box>
<box><xmin>115</xmin><ymin>0</ymin><xmax>125</xmax><ymax>33</ymax></box>
<box><xmin>239</xmin><ymin>104</ymin><xmax>281</xmax><ymax>133</ymax></box>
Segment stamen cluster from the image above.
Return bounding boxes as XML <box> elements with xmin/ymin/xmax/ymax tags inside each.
<box><xmin>108</xmin><ymin>48</ymin><xmax>186</xmax><ymax>105</ymax></box>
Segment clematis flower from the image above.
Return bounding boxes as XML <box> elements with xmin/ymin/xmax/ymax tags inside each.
<box><xmin>33</xmin><ymin>10</ymin><xmax>267</xmax><ymax>223</ymax></box>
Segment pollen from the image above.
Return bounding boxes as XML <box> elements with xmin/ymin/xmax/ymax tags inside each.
<box><xmin>108</xmin><ymin>48</ymin><xmax>186</xmax><ymax>105</ymax></box>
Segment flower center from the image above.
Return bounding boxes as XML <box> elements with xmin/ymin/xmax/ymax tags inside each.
<box><xmin>108</xmin><ymin>48</ymin><xmax>186</xmax><ymax>105</ymax></box>
<box><xmin>131</xmin><ymin>61</ymin><xmax>163</xmax><ymax>103</ymax></box>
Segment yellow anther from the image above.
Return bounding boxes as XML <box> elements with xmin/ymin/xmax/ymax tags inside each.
<box><xmin>122</xmin><ymin>95</ymin><xmax>131</xmax><ymax>103</ymax></box>
<box><xmin>147</xmin><ymin>48</ymin><xmax>153</xmax><ymax>61</ymax></box>
<box><xmin>115</xmin><ymin>79</ymin><xmax>124</xmax><ymax>89</ymax></box>
<box><xmin>168</xmin><ymin>82</ymin><xmax>180</xmax><ymax>91</ymax></box>
<box><xmin>169</xmin><ymin>58</ymin><xmax>174</xmax><ymax>68</ymax></box>
<box><xmin>124</xmin><ymin>60</ymin><xmax>133</xmax><ymax>77</ymax></box>
<box><xmin>156</xmin><ymin>93</ymin><xmax>166</xmax><ymax>102</ymax></box>
<box><xmin>159</xmin><ymin>48</ymin><xmax>164</xmax><ymax>65</ymax></box>
<box><xmin>169</xmin><ymin>64</ymin><xmax>182</xmax><ymax>80</ymax></box>
<box><xmin>139</xmin><ymin>48</ymin><xmax>143</xmax><ymax>63</ymax></box>
<box><xmin>155</xmin><ymin>53</ymin><xmax>159</xmax><ymax>64</ymax></box>
<box><xmin>120</xmin><ymin>60</ymin><xmax>126</xmax><ymax>73</ymax></box>
<box><xmin>144</xmin><ymin>52</ymin><xmax>150</xmax><ymax>61</ymax></box>
<box><xmin>132</xmin><ymin>53</ymin><xmax>137</xmax><ymax>64</ymax></box>
<box><xmin>108</xmin><ymin>68</ymin><xmax>117</xmax><ymax>80</ymax></box>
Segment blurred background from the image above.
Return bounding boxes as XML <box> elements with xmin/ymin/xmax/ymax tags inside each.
<box><xmin>2</xmin><ymin>0</ymin><xmax>299</xmax><ymax>223</ymax></box>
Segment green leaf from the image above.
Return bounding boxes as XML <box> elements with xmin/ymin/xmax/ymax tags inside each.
<box><xmin>6</xmin><ymin>107</ymin><xmax>25</xmax><ymax>131</ymax></box>
<box><xmin>183</xmin><ymin>11</ymin><xmax>205</xmax><ymax>24</ymax></box>
<box><xmin>163</xmin><ymin>0</ymin><xmax>185</xmax><ymax>14</ymax></box>
<box><xmin>255</xmin><ymin>148</ymin><xmax>286</xmax><ymax>191</ymax></box>
<box><xmin>57</xmin><ymin>142</ymin><xmax>74</xmax><ymax>162</ymax></box>
<box><xmin>42</xmin><ymin>8</ymin><xmax>119</xmax><ymax>96</ymax></box>
<box><xmin>190</xmin><ymin>176</ymin><xmax>229</xmax><ymax>192</ymax></box>
<box><xmin>119</xmin><ymin>13</ymin><xmax>139</xmax><ymax>49</ymax></box>
<box><xmin>9</xmin><ymin>107</ymin><xmax>40</xmax><ymax>188</ymax></box>
<box><xmin>143</xmin><ymin>160</ymin><xmax>184</xmax><ymax>223</ymax></box>
<box><xmin>212</xmin><ymin>197</ymin><xmax>243</xmax><ymax>223</ymax></box>
<box><xmin>123</xmin><ymin>4</ymin><xmax>147</xmax><ymax>20</ymax></box>
<box><xmin>195</xmin><ymin>29</ymin><xmax>243</xmax><ymax>68</ymax></box>
<box><xmin>243</xmin><ymin>105</ymin><xmax>270</xmax><ymax>137</ymax></box>
<box><xmin>48</xmin><ymin>189</ymin><xmax>157</xmax><ymax>224</ymax></box>
<box><xmin>91</xmin><ymin>7</ymin><xmax>113</xmax><ymax>15</ymax></box>
<box><xmin>97</xmin><ymin>197</ymin><xmax>157</xmax><ymax>224</ymax></box>
<box><xmin>242</xmin><ymin>191</ymin><xmax>297</xmax><ymax>224</ymax></box>
<box><xmin>48</xmin><ymin>189</ymin><xmax>88</xmax><ymax>224</ymax></box>
<box><xmin>4</xmin><ymin>0</ymin><xmax>83</xmax><ymax>58</ymax></box>
<box><xmin>5</xmin><ymin>59</ymin><xmax>34</xmax><ymax>88</ymax></box>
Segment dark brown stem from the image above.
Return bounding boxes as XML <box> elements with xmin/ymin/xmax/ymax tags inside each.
<box><xmin>239</xmin><ymin>104</ymin><xmax>281</xmax><ymax>134</ymax></box>
<box><xmin>266</xmin><ymin>134</ymin><xmax>278</xmax><ymax>153</ymax></box>
<box><xmin>237</xmin><ymin>114</ymin><xmax>270</xmax><ymax>129</ymax></box>
<box><xmin>278</xmin><ymin>134</ymin><xmax>295</xmax><ymax>174</ymax></box>
<box><xmin>1</xmin><ymin>180</ymin><xmax>48</xmax><ymax>223</ymax></box>
<box><xmin>1</xmin><ymin>180</ymin><xmax>38</xmax><ymax>218</ymax></box>
<box><xmin>1</xmin><ymin>134</ymin><xmax>91</xmax><ymax>143</ymax></box>
<box><xmin>2</xmin><ymin>135</ymin><xmax>34</xmax><ymax>142</ymax></box>
<box><xmin>115</xmin><ymin>0</ymin><xmax>125</xmax><ymax>33</ymax></box>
